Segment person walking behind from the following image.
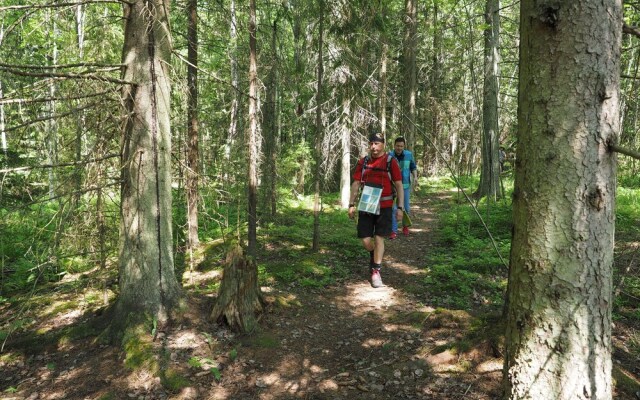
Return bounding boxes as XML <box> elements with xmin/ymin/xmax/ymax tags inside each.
<box><xmin>389</xmin><ymin>137</ymin><xmax>418</xmax><ymax>239</ymax></box>
<box><xmin>348</xmin><ymin>129</ymin><xmax>404</xmax><ymax>288</ymax></box>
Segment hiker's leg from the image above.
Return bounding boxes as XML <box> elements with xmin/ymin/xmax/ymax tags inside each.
<box><xmin>373</xmin><ymin>235</ymin><xmax>385</xmax><ymax>264</ymax></box>
<box><xmin>362</xmin><ymin>237</ymin><xmax>374</xmax><ymax>252</ymax></box>
<box><xmin>403</xmin><ymin>187</ymin><xmax>411</xmax><ymax>218</ymax></box>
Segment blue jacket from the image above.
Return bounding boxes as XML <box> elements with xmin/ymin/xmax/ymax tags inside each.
<box><xmin>390</xmin><ymin>150</ymin><xmax>417</xmax><ymax>189</ymax></box>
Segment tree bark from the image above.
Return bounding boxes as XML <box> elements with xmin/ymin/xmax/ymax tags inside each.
<box><xmin>114</xmin><ymin>0</ymin><xmax>181</xmax><ymax>330</ymax></box>
<box><xmin>210</xmin><ymin>245</ymin><xmax>263</xmax><ymax>333</ymax></box>
<box><xmin>224</xmin><ymin>0</ymin><xmax>239</xmax><ymax>181</ymax></box>
<box><xmin>473</xmin><ymin>0</ymin><xmax>501</xmax><ymax>200</ymax></box>
<box><xmin>312</xmin><ymin>0</ymin><xmax>324</xmax><ymax>252</ymax></box>
<box><xmin>503</xmin><ymin>1</ymin><xmax>621</xmax><ymax>399</ymax></box>
<box><xmin>247</xmin><ymin>0</ymin><xmax>258</xmax><ymax>257</ymax></box>
<box><xmin>401</xmin><ymin>0</ymin><xmax>417</xmax><ymax>148</ymax></box>
<box><xmin>263</xmin><ymin>19</ymin><xmax>279</xmax><ymax>219</ymax></box>
<box><xmin>46</xmin><ymin>9</ymin><xmax>58</xmax><ymax>200</ymax></box>
<box><xmin>340</xmin><ymin>93</ymin><xmax>351</xmax><ymax>208</ymax></box>
<box><xmin>186</xmin><ymin>0</ymin><xmax>200</xmax><ymax>250</ymax></box>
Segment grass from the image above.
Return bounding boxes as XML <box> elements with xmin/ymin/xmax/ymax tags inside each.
<box><xmin>1</xmin><ymin>172</ymin><xmax>640</xmax><ymax>396</ymax></box>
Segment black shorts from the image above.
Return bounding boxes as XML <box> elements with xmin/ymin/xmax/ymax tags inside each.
<box><xmin>357</xmin><ymin>207</ymin><xmax>393</xmax><ymax>238</ymax></box>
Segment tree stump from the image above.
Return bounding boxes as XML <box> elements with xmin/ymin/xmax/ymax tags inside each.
<box><xmin>210</xmin><ymin>244</ymin><xmax>264</xmax><ymax>333</ymax></box>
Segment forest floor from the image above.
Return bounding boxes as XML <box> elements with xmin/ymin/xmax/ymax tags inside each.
<box><xmin>1</xmin><ymin>193</ymin><xmax>639</xmax><ymax>400</ymax></box>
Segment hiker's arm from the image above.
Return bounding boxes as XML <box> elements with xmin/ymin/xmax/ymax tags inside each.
<box><xmin>395</xmin><ymin>180</ymin><xmax>404</xmax><ymax>215</ymax></box>
<box><xmin>348</xmin><ymin>181</ymin><xmax>361</xmax><ymax>219</ymax></box>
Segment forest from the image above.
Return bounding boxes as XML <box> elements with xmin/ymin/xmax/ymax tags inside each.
<box><xmin>1</xmin><ymin>0</ymin><xmax>640</xmax><ymax>399</ymax></box>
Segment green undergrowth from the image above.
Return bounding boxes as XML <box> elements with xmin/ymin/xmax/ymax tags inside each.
<box><xmin>422</xmin><ymin>176</ymin><xmax>511</xmax><ymax>310</ymax></box>
<box><xmin>257</xmin><ymin>193</ymin><xmax>364</xmax><ymax>288</ymax></box>
<box><xmin>613</xmin><ymin>185</ymin><xmax>640</xmax><ymax>329</ymax></box>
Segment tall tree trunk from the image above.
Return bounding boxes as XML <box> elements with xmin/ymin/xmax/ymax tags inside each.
<box><xmin>73</xmin><ymin>0</ymin><xmax>86</xmax><ymax>203</ymax></box>
<box><xmin>473</xmin><ymin>0</ymin><xmax>501</xmax><ymax>200</ymax></box>
<box><xmin>114</xmin><ymin>0</ymin><xmax>181</xmax><ymax>330</ymax></box>
<box><xmin>46</xmin><ymin>9</ymin><xmax>58</xmax><ymax>200</ymax></box>
<box><xmin>426</xmin><ymin>0</ymin><xmax>441</xmax><ymax>176</ymax></box>
<box><xmin>401</xmin><ymin>0</ymin><xmax>417</xmax><ymax>148</ymax></box>
<box><xmin>225</xmin><ymin>0</ymin><xmax>239</xmax><ymax>174</ymax></box>
<box><xmin>247</xmin><ymin>0</ymin><xmax>258</xmax><ymax>257</ymax></box>
<box><xmin>263</xmin><ymin>19</ymin><xmax>279</xmax><ymax>219</ymax></box>
<box><xmin>0</xmin><ymin>23</ymin><xmax>5</xmax><ymax>157</ymax></box>
<box><xmin>340</xmin><ymin>94</ymin><xmax>351</xmax><ymax>208</ymax></box>
<box><xmin>186</xmin><ymin>0</ymin><xmax>200</xmax><ymax>251</ymax></box>
<box><xmin>211</xmin><ymin>0</ymin><xmax>263</xmax><ymax>334</ymax></box>
<box><xmin>380</xmin><ymin>38</ymin><xmax>388</xmax><ymax>138</ymax></box>
<box><xmin>503</xmin><ymin>1</ymin><xmax>621</xmax><ymax>399</ymax></box>
<box><xmin>312</xmin><ymin>0</ymin><xmax>324</xmax><ymax>252</ymax></box>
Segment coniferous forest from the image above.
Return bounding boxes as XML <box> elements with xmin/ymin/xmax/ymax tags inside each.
<box><xmin>1</xmin><ymin>1</ymin><xmax>640</xmax><ymax>399</ymax></box>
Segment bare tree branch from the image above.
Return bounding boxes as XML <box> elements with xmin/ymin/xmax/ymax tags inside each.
<box><xmin>0</xmin><ymin>90</ymin><xmax>113</xmax><ymax>105</ymax></box>
<box><xmin>623</xmin><ymin>23</ymin><xmax>640</xmax><ymax>38</ymax></box>
<box><xmin>0</xmin><ymin>153</ymin><xmax>120</xmax><ymax>174</ymax></box>
<box><xmin>0</xmin><ymin>65</ymin><xmax>131</xmax><ymax>85</ymax></box>
<box><xmin>0</xmin><ymin>0</ymin><xmax>130</xmax><ymax>12</ymax></box>
<box><xmin>4</xmin><ymin>101</ymin><xmax>104</xmax><ymax>133</ymax></box>
<box><xmin>610</xmin><ymin>143</ymin><xmax>640</xmax><ymax>160</ymax></box>
<box><xmin>0</xmin><ymin>62</ymin><xmax>125</xmax><ymax>70</ymax></box>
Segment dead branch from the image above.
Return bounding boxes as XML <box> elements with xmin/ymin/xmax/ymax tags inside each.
<box><xmin>0</xmin><ymin>65</ymin><xmax>131</xmax><ymax>85</ymax></box>
<box><xmin>4</xmin><ymin>101</ymin><xmax>105</xmax><ymax>133</ymax></box>
<box><xmin>0</xmin><ymin>153</ymin><xmax>120</xmax><ymax>174</ymax></box>
<box><xmin>623</xmin><ymin>23</ymin><xmax>640</xmax><ymax>38</ymax></box>
<box><xmin>0</xmin><ymin>62</ymin><xmax>124</xmax><ymax>70</ymax></box>
<box><xmin>610</xmin><ymin>143</ymin><xmax>640</xmax><ymax>160</ymax></box>
<box><xmin>0</xmin><ymin>0</ymin><xmax>130</xmax><ymax>12</ymax></box>
<box><xmin>0</xmin><ymin>90</ymin><xmax>113</xmax><ymax>106</ymax></box>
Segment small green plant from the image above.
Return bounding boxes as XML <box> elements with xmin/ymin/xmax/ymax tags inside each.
<box><xmin>4</xmin><ymin>387</ymin><xmax>18</xmax><ymax>393</ymax></box>
<box><xmin>229</xmin><ymin>348</ymin><xmax>238</xmax><ymax>361</ymax></box>
<box><xmin>187</xmin><ymin>357</ymin><xmax>202</xmax><ymax>368</ymax></box>
<box><xmin>210</xmin><ymin>366</ymin><xmax>222</xmax><ymax>381</ymax></box>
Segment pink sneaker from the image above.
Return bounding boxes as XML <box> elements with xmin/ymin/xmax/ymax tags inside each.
<box><xmin>402</xmin><ymin>226</ymin><xmax>409</xmax><ymax>236</ymax></box>
<box><xmin>388</xmin><ymin>232</ymin><xmax>397</xmax><ymax>240</ymax></box>
<box><xmin>370</xmin><ymin>268</ymin><xmax>383</xmax><ymax>288</ymax></box>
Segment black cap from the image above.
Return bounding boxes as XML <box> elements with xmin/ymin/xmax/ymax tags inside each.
<box><xmin>368</xmin><ymin>131</ymin><xmax>384</xmax><ymax>143</ymax></box>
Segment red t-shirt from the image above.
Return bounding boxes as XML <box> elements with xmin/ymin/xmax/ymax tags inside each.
<box><xmin>353</xmin><ymin>154</ymin><xmax>402</xmax><ymax>209</ymax></box>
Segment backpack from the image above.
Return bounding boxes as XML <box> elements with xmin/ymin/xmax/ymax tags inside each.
<box><xmin>361</xmin><ymin>154</ymin><xmax>396</xmax><ymax>201</ymax></box>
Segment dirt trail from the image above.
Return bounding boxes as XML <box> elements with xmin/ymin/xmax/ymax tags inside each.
<box><xmin>206</xmin><ymin>197</ymin><xmax>502</xmax><ymax>400</ymax></box>
<box><xmin>0</xmin><ymin>196</ymin><xmax>504</xmax><ymax>400</ymax></box>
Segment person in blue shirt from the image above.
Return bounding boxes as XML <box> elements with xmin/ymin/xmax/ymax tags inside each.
<box><xmin>389</xmin><ymin>137</ymin><xmax>418</xmax><ymax>239</ymax></box>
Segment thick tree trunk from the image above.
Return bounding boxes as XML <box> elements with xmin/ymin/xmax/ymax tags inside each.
<box><xmin>224</xmin><ymin>0</ymin><xmax>239</xmax><ymax>179</ymax></box>
<box><xmin>247</xmin><ymin>0</ymin><xmax>258</xmax><ymax>257</ymax></box>
<box><xmin>312</xmin><ymin>0</ymin><xmax>324</xmax><ymax>252</ymax></box>
<box><xmin>186</xmin><ymin>0</ymin><xmax>200</xmax><ymax>250</ymax></box>
<box><xmin>474</xmin><ymin>0</ymin><xmax>501</xmax><ymax>200</ymax></box>
<box><xmin>263</xmin><ymin>19</ymin><xmax>278</xmax><ymax>219</ymax></box>
<box><xmin>114</xmin><ymin>0</ymin><xmax>181</xmax><ymax>329</ymax></box>
<box><xmin>503</xmin><ymin>1</ymin><xmax>621</xmax><ymax>399</ymax></box>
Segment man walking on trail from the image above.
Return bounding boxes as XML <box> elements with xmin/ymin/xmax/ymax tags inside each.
<box><xmin>348</xmin><ymin>129</ymin><xmax>404</xmax><ymax>288</ymax></box>
<box><xmin>389</xmin><ymin>137</ymin><xmax>418</xmax><ymax>239</ymax></box>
